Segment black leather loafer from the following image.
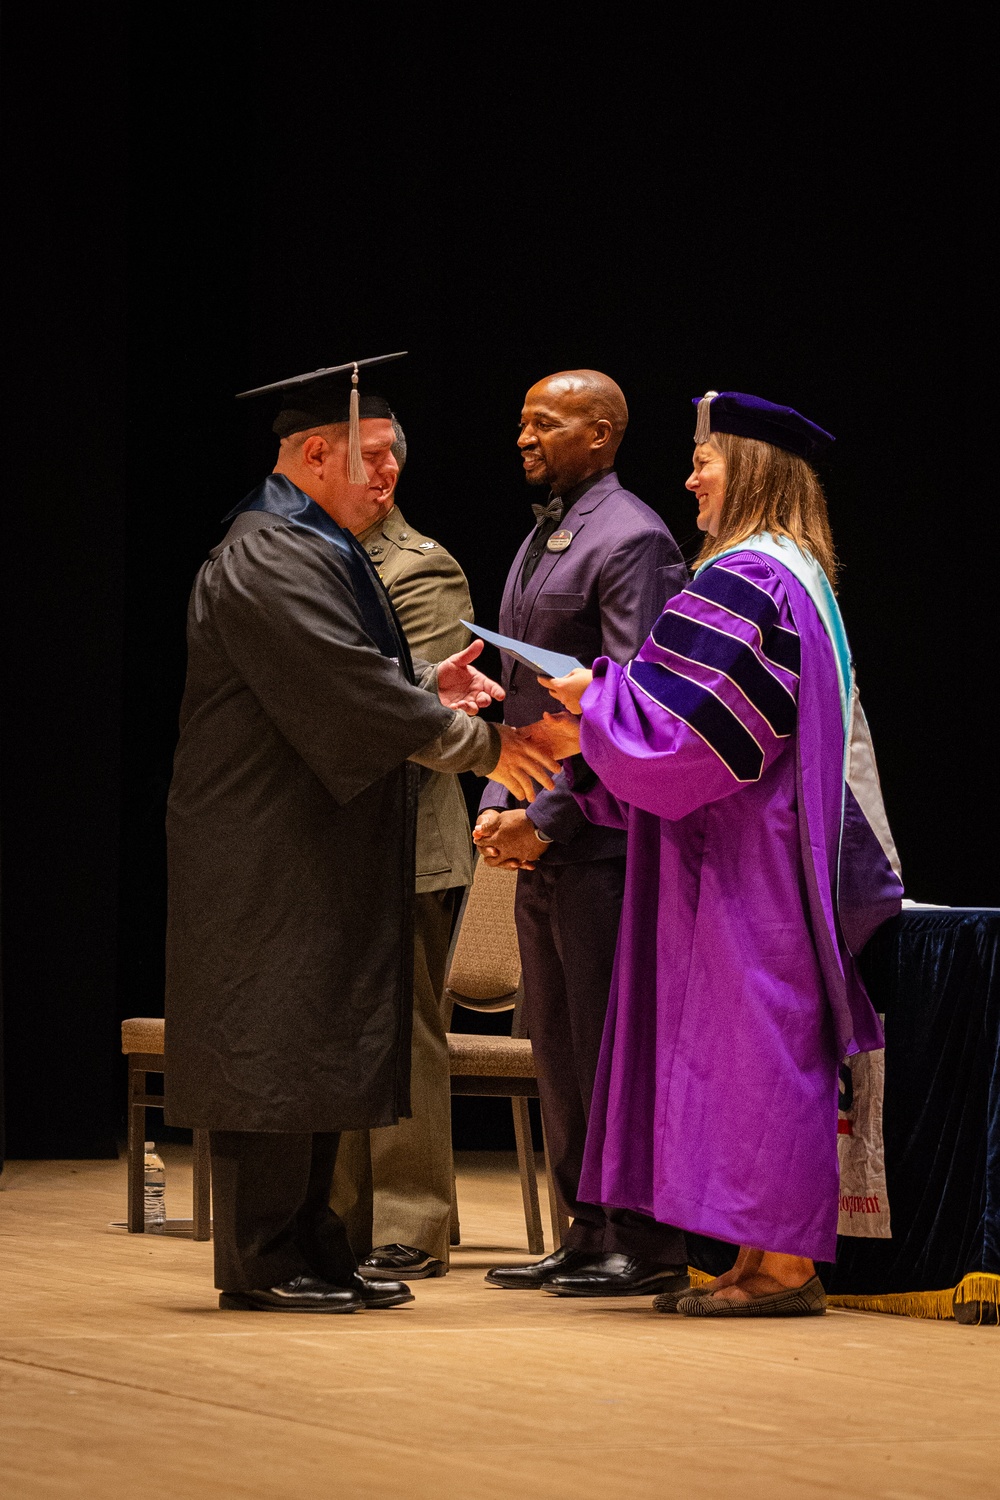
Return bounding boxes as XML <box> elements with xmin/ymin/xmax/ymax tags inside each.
<box><xmin>544</xmin><ymin>1254</ymin><xmax>690</xmax><ymax>1298</ymax></box>
<box><xmin>219</xmin><ymin>1274</ymin><xmax>364</xmax><ymax>1312</ymax></box>
<box><xmin>352</xmin><ymin>1273</ymin><xmax>415</xmax><ymax>1308</ymax></box>
<box><xmin>485</xmin><ymin>1246</ymin><xmax>595</xmax><ymax>1289</ymax></box>
<box><xmin>361</xmin><ymin>1244</ymin><xmax>446</xmax><ymax>1280</ymax></box>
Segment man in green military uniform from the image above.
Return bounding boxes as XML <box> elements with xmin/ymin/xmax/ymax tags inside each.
<box><xmin>331</xmin><ymin>422</ymin><xmax>472</xmax><ymax>1278</ymax></box>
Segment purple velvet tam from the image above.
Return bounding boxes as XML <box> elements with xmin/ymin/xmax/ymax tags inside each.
<box><xmin>692</xmin><ymin>391</ymin><xmax>835</xmax><ymax>461</ymax></box>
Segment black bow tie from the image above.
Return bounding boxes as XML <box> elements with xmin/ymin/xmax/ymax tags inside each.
<box><xmin>531</xmin><ymin>497</ymin><xmax>564</xmax><ymax>525</ymax></box>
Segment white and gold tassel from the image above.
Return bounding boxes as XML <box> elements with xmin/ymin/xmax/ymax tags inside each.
<box><xmin>694</xmin><ymin>390</ymin><xmax>719</xmax><ymax>445</ymax></box>
<box><xmin>347</xmin><ymin>364</ymin><xmax>367</xmax><ymax>484</ymax></box>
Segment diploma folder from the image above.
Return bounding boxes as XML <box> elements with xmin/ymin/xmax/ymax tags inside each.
<box><xmin>460</xmin><ymin>621</ymin><xmax>584</xmax><ymax>679</ymax></box>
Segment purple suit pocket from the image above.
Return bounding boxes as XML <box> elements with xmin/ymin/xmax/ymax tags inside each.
<box><xmin>535</xmin><ymin>592</ymin><xmax>586</xmax><ymax>610</ymax></box>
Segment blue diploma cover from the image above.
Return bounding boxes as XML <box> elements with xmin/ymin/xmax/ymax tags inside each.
<box><xmin>460</xmin><ymin>621</ymin><xmax>584</xmax><ymax>679</ymax></box>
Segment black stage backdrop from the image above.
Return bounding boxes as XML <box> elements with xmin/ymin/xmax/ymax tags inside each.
<box><xmin>1</xmin><ymin>11</ymin><xmax>996</xmax><ymax>1158</ymax></box>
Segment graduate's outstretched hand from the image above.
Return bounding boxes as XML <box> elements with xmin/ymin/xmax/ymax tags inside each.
<box><xmin>437</xmin><ymin>640</ymin><xmax>505</xmax><ymax>715</ymax></box>
<box><xmin>538</xmin><ymin>668</ymin><xmax>593</xmax><ymax>716</ymax></box>
<box><xmin>489</xmin><ymin>725</ymin><xmax>560</xmax><ymax>804</ymax></box>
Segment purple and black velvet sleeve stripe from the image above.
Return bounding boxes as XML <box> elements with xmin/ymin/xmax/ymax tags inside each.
<box><xmin>649</xmin><ymin>612</ymin><xmax>796</xmax><ymax>736</ymax></box>
<box><xmin>628</xmin><ymin>660</ymin><xmax>765</xmax><ymax>782</ymax></box>
<box><xmin>688</xmin><ymin>565</ymin><xmax>801</xmax><ymax>676</ymax></box>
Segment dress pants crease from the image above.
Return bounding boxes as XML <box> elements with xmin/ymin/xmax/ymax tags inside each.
<box><xmin>210</xmin><ymin>1130</ymin><xmax>357</xmax><ymax>1293</ymax></box>
<box><xmin>516</xmin><ymin>858</ymin><xmax>686</xmax><ymax>1263</ymax></box>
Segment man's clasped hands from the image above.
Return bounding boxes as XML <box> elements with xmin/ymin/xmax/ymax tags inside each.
<box><xmin>437</xmin><ymin>642</ymin><xmax>594</xmax><ymax>872</ymax></box>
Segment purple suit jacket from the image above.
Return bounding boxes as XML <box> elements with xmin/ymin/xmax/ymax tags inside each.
<box><xmin>481</xmin><ymin>470</ymin><xmax>687</xmax><ymax>862</ymax></box>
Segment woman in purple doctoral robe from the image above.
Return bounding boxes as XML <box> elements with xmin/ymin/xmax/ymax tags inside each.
<box><xmin>539</xmin><ymin>391</ymin><xmax>903</xmax><ymax>1317</ymax></box>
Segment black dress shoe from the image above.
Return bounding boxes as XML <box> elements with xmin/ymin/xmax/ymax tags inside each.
<box><xmin>219</xmin><ymin>1274</ymin><xmax>364</xmax><ymax>1313</ymax></box>
<box><xmin>485</xmin><ymin>1246</ymin><xmax>596</xmax><ymax>1289</ymax></box>
<box><xmin>352</xmin><ymin>1272</ymin><xmax>415</xmax><ymax>1308</ymax></box>
<box><xmin>544</xmin><ymin>1254</ymin><xmax>690</xmax><ymax>1298</ymax></box>
<box><xmin>361</xmin><ymin>1244</ymin><xmax>446</xmax><ymax>1280</ymax></box>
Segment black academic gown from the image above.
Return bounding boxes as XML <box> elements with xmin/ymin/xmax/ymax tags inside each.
<box><xmin>164</xmin><ymin>476</ymin><xmax>454</xmax><ymax>1134</ymax></box>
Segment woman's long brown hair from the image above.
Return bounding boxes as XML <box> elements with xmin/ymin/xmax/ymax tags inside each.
<box><xmin>694</xmin><ymin>432</ymin><xmax>839</xmax><ymax>590</ymax></box>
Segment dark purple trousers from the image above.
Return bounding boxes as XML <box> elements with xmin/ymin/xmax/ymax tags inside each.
<box><xmin>515</xmin><ymin>858</ymin><xmax>686</xmax><ymax>1262</ymax></box>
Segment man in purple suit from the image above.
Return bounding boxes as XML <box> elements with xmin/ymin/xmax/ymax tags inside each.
<box><xmin>475</xmin><ymin>369</ymin><xmax>690</xmax><ymax>1297</ymax></box>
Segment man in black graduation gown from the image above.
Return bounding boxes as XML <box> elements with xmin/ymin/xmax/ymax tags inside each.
<box><xmin>164</xmin><ymin>355</ymin><xmax>559</xmax><ymax>1312</ymax></box>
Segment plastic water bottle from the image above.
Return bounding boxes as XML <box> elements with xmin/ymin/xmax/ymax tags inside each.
<box><xmin>143</xmin><ymin>1142</ymin><xmax>166</xmax><ymax>1230</ymax></box>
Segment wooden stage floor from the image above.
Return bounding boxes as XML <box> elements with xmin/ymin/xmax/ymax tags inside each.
<box><xmin>1</xmin><ymin>1147</ymin><xmax>997</xmax><ymax>1499</ymax></box>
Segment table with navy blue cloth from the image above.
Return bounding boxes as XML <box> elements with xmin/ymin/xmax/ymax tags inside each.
<box><xmin>690</xmin><ymin>907</ymin><xmax>1000</xmax><ymax>1314</ymax></box>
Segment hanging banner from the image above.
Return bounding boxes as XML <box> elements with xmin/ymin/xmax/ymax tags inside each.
<box><xmin>838</xmin><ymin>1040</ymin><xmax>892</xmax><ymax>1238</ymax></box>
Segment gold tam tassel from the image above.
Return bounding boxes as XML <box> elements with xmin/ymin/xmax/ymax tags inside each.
<box><xmin>347</xmin><ymin>364</ymin><xmax>367</xmax><ymax>484</ymax></box>
<box><xmin>694</xmin><ymin>390</ymin><xmax>719</xmax><ymax>445</ymax></box>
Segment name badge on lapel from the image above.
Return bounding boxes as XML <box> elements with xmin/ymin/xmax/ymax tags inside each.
<box><xmin>546</xmin><ymin>529</ymin><xmax>573</xmax><ymax>553</ymax></box>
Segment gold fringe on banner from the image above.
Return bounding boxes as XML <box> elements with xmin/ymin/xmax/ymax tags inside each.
<box><xmin>828</xmin><ymin>1286</ymin><xmax>955</xmax><ymax>1319</ymax></box>
<box><xmin>829</xmin><ymin>1272</ymin><xmax>1000</xmax><ymax>1321</ymax></box>
<box><xmin>952</xmin><ymin>1272</ymin><xmax>1000</xmax><ymax>1324</ymax></box>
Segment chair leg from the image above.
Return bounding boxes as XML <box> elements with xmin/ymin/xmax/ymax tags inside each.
<box><xmin>449</xmin><ymin>1171</ymin><xmax>461</xmax><ymax>1247</ymax></box>
<box><xmin>512</xmin><ymin>1097</ymin><xmax>544</xmax><ymax>1255</ymax></box>
<box><xmin>127</xmin><ymin>1059</ymin><xmax>145</xmax><ymax>1234</ymax></box>
<box><xmin>540</xmin><ymin>1109</ymin><xmax>568</xmax><ymax>1250</ymax></box>
<box><xmin>192</xmin><ymin>1129</ymin><xmax>212</xmax><ymax>1240</ymax></box>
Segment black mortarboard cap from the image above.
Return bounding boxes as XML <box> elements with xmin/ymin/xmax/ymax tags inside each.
<box><xmin>692</xmin><ymin>390</ymin><xmax>835</xmax><ymax>462</ymax></box>
<box><xmin>236</xmin><ymin>352</ymin><xmax>407</xmax><ymax>481</ymax></box>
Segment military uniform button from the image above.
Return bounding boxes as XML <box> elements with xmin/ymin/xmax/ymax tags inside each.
<box><xmin>369</xmin><ymin>545</ymin><xmax>383</xmax><ymax>556</ymax></box>
<box><xmin>399</xmin><ymin>532</ymin><xmax>409</xmax><ymax>540</ymax></box>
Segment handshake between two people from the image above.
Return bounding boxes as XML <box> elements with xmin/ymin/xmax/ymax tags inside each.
<box><xmin>437</xmin><ymin>641</ymin><xmax>593</xmax><ymax>808</ymax></box>
<box><xmin>437</xmin><ymin>642</ymin><xmax>594</xmax><ymax>870</ymax></box>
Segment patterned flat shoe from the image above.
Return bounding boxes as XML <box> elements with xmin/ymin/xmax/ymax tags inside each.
<box><xmin>677</xmin><ymin>1275</ymin><xmax>827</xmax><ymax>1317</ymax></box>
<box><xmin>653</xmin><ymin>1285</ymin><xmax>709</xmax><ymax>1314</ymax></box>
